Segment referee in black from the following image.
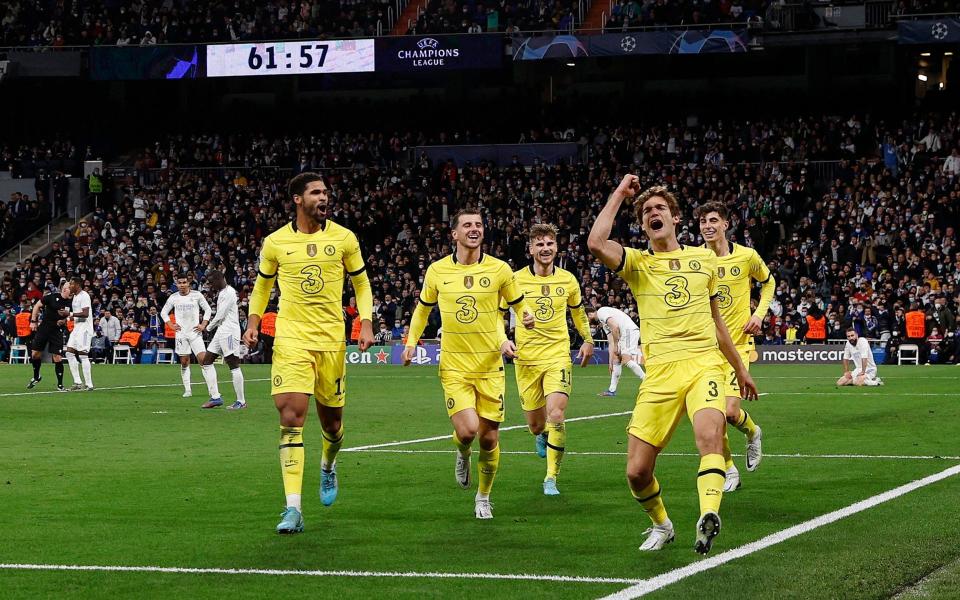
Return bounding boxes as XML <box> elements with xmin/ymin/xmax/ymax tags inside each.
<box><xmin>28</xmin><ymin>282</ymin><xmax>73</xmax><ymax>391</ymax></box>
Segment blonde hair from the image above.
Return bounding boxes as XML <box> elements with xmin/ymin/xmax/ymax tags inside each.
<box><xmin>528</xmin><ymin>223</ymin><xmax>558</xmax><ymax>241</ymax></box>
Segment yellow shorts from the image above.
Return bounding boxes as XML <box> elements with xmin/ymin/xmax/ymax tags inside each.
<box><xmin>271</xmin><ymin>345</ymin><xmax>346</xmax><ymax>407</ymax></box>
<box><xmin>722</xmin><ymin>349</ymin><xmax>751</xmax><ymax>400</ymax></box>
<box><xmin>627</xmin><ymin>352</ymin><xmax>725</xmax><ymax>448</ymax></box>
<box><xmin>440</xmin><ymin>372</ymin><xmax>505</xmax><ymax>423</ymax></box>
<box><xmin>515</xmin><ymin>361</ymin><xmax>573</xmax><ymax>412</ymax></box>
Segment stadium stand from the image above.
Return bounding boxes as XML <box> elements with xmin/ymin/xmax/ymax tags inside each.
<box><xmin>1</xmin><ymin>111</ymin><xmax>958</xmax><ymax>364</ymax></box>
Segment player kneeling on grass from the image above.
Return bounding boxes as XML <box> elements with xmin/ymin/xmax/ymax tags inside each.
<box><xmin>697</xmin><ymin>201</ymin><xmax>774</xmax><ymax>492</ymax></box>
<box><xmin>837</xmin><ymin>327</ymin><xmax>883</xmax><ymax>387</ymax></box>
<box><xmin>502</xmin><ymin>223</ymin><xmax>594</xmax><ymax>496</ymax></box>
<box><xmin>403</xmin><ymin>208</ymin><xmax>534</xmax><ymax>520</ymax></box>
<box><xmin>200</xmin><ymin>270</ymin><xmax>247</xmax><ymax>410</ymax></box>
<box><xmin>245</xmin><ymin>172</ymin><xmax>375</xmax><ymax>535</ymax></box>
<box><xmin>588</xmin><ymin>177</ymin><xmax>758</xmax><ymax>555</ymax></box>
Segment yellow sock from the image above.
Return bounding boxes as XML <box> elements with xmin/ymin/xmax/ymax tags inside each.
<box><xmin>722</xmin><ymin>431</ymin><xmax>734</xmax><ymax>470</ymax></box>
<box><xmin>279</xmin><ymin>426</ymin><xmax>304</xmax><ymax>506</ymax></box>
<box><xmin>732</xmin><ymin>409</ymin><xmax>758</xmax><ymax>438</ymax></box>
<box><xmin>321</xmin><ymin>424</ymin><xmax>343</xmax><ymax>471</ymax></box>
<box><xmin>545</xmin><ymin>421</ymin><xmax>566</xmax><ymax>480</ymax></box>
<box><xmin>631</xmin><ymin>477</ymin><xmax>668</xmax><ymax>525</ymax></box>
<box><xmin>453</xmin><ymin>431</ymin><xmax>472</xmax><ymax>456</ymax></box>
<box><xmin>697</xmin><ymin>454</ymin><xmax>726</xmax><ymax>516</ymax></box>
<box><xmin>477</xmin><ymin>444</ymin><xmax>500</xmax><ymax>495</ymax></box>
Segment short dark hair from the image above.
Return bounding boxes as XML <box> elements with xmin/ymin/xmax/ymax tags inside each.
<box><xmin>177</xmin><ymin>272</ymin><xmax>193</xmax><ymax>282</ymax></box>
<box><xmin>451</xmin><ymin>207</ymin><xmax>482</xmax><ymax>228</ymax></box>
<box><xmin>70</xmin><ymin>276</ymin><xmax>82</xmax><ymax>285</ymax></box>
<box><xmin>288</xmin><ymin>172</ymin><xmax>326</xmax><ymax>199</ymax></box>
<box><xmin>207</xmin><ymin>270</ymin><xmax>225</xmax><ymax>283</ymax></box>
<box><xmin>585</xmin><ymin>305</ymin><xmax>598</xmax><ymax>315</ymax></box>
<box><xmin>694</xmin><ymin>201</ymin><xmax>728</xmax><ymax>221</ymax></box>
<box><xmin>845</xmin><ymin>326</ymin><xmax>857</xmax><ymax>333</ymax></box>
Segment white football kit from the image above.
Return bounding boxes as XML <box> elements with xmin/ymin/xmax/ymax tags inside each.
<box><xmin>161</xmin><ymin>290</ymin><xmax>212</xmax><ymax>357</ymax></box>
<box><xmin>844</xmin><ymin>336</ymin><xmax>878</xmax><ymax>379</ymax></box>
<box><xmin>597</xmin><ymin>306</ymin><xmax>642</xmax><ymax>358</ymax></box>
<box><xmin>206</xmin><ymin>285</ymin><xmax>242</xmax><ymax>358</ymax></box>
<box><xmin>67</xmin><ymin>290</ymin><xmax>94</xmax><ymax>352</ymax></box>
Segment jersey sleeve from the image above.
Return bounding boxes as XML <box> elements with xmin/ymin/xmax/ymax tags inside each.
<box><xmin>567</xmin><ymin>277</ymin><xmax>592</xmax><ymax>341</ymax></box>
<box><xmin>498</xmin><ymin>263</ymin><xmax>529</xmax><ymax>319</ymax></box>
<box><xmin>706</xmin><ymin>254</ymin><xmax>719</xmax><ymax>299</ymax></box>
<box><xmin>406</xmin><ymin>265</ymin><xmax>437</xmax><ymax>347</ymax></box>
<box><xmin>249</xmin><ymin>236</ymin><xmax>279</xmax><ymax>318</ymax></box>
<box><xmin>343</xmin><ymin>231</ymin><xmax>373</xmax><ymax>322</ymax></box>
<box><xmin>843</xmin><ymin>344</ymin><xmax>853</xmax><ymax>360</ymax></box>
<box><xmin>750</xmin><ymin>250</ymin><xmax>775</xmax><ymax>319</ymax></box>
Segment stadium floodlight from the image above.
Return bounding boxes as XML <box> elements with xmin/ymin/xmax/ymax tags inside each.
<box><xmin>917</xmin><ymin>73</ymin><xmax>928</xmax><ymax>81</ymax></box>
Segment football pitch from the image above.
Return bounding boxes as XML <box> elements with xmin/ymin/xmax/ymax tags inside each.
<box><xmin>1</xmin><ymin>363</ymin><xmax>959</xmax><ymax>599</ymax></box>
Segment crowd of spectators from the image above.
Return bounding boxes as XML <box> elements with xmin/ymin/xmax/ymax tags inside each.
<box><xmin>2</xmin><ymin>109</ymin><xmax>959</xmax><ymax>365</ymax></box>
<box><xmin>407</xmin><ymin>0</ymin><xmax>581</xmax><ymax>35</ymax></box>
<box><xmin>1</xmin><ymin>0</ymin><xmax>395</xmax><ymax>47</ymax></box>
<box><xmin>2</xmin><ymin>0</ymin><xmax>956</xmax><ymax>47</ymax></box>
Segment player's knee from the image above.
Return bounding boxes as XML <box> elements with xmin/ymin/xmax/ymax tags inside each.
<box><xmin>626</xmin><ymin>462</ymin><xmax>653</xmax><ymax>490</ymax></box>
<box><xmin>320</xmin><ymin>418</ymin><xmax>342</xmax><ymax>435</ymax></box>
<box><xmin>693</xmin><ymin>422</ymin><xmax>724</xmax><ymax>453</ymax></box>
<box><xmin>477</xmin><ymin>429</ymin><xmax>499</xmax><ymax>451</ymax></box>
<box><xmin>547</xmin><ymin>407</ymin><xmax>565</xmax><ymax>424</ymax></box>
<box><xmin>453</xmin><ymin>424</ymin><xmax>477</xmax><ymax>446</ymax></box>
<box><xmin>278</xmin><ymin>405</ymin><xmax>306</xmax><ymax>427</ymax></box>
<box><xmin>725</xmin><ymin>406</ymin><xmax>740</xmax><ymax>423</ymax></box>
<box><xmin>527</xmin><ymin>422</ymin><xmax>545</xmax><ymax>436</ymax></box>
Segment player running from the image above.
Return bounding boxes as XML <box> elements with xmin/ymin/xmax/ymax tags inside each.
<box><xmin>161</xmin><ymin>273</ymin><xmax>220</xmax><ymax>404</ymax></box>
<box><xmin>588</xmin><ymin>177</ymin><xmax>758</xmax><ymax>555</ymax></box>
<box><xmin>403</xmin><ymin>207</ymin><xmax>534</xmax><ymax>519</ymax></box>
<box><xmin>27</xmin><ymin>281</ymin><xmax>72</xmax><ymax>391</ymax></box>
<box><xmin>244</xmin><ymin>172</ymin><xmax>374</xmax><ymax>535</ymax></box>
<box><xmin>837</xmin><ymin>327</ymin><xmax>883</xmax><ymax>386</ymax></box>
<box><xmin>586</xmin><ymin>305</ymin><xmax>646</xmax><ymax>397</ymax></box>
<box><xmin>64</xmin><ymin>276</ymin><xmax>95</xmax><ymax>391</ymax></box>
<box><xmin>697</xmin><ymin>201</ymin><xmax>774</xmax><ymax>492</ymax></box>
<box><xmin>200</xmin><ymin>270</ymin><xmax>247</xmax><ymax>410</ymax></box>
<box><xmin>502</xmin><ymin>223</ymin><xmax>594</xmax><ymax>496</ymax></box>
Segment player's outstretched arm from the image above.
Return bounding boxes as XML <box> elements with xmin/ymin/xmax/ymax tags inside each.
<box><xmin>587</xmin><ymin>174</ymin><xmax>639</xmax><ymax>270</ymax></box>
<box><xmin>712</xmin><ymin>298</ymin><xmax>758</xmax><ymax>400</ymax></box>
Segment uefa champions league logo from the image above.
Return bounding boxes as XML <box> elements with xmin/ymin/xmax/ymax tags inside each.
<box><xmin>620</xmin><ymin>36</ymin><xmax>637</xmax><ymax>53</ymax></box>
<box><xmin>417</xmin><ymin>38</ymin><xmax>440</xmax><ymax>50</ymax></box>
<box><xmin>931</xmin><ymin>22</ymin><xmax>948</xmax><ymax>40</ymax></box>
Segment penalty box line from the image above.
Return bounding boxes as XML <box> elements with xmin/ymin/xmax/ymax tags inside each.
<box><xmin>0</xmin><ymin>563</ymin><xmax>640</xmax><ymax>585</ymax></box>
<box><xmin>600</xmin><ymin>462</ymin><xmax>960</xmax><ymax>599</ymax></box>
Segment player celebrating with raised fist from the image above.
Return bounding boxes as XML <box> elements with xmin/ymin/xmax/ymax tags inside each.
<box><xmin>403</xmin><ymin>207</ymin><xmax>534</xmax><ymax>519</ymax></box>
<box><xmin>502</xmin><ymin>223</ymin><xmax>593</xmax><ymax>496</ymax></box>
<box><xmin>587</xmin><ymin>176</ymin><xmax>758</xmax><ymax>555</ymax></box>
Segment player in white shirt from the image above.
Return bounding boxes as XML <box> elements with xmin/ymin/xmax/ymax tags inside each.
<box><xmin>837</xmin><ymin>327</ymin><xmax>883</xmax><ymax>386</ymax></box>
<box><xmin>65</xmin><ymin>276</ymin><xmax>95</xmax><ymax>391</ymax></box>
<box><xmin>161</xmin><ymin>272</ymin><xmax>221</xmax><ymax>403</ymax></box>
<box><xmin>586</xmin><ymin>305</ymin><xmax>646</xmax><ymax>396</ymax></box>
<box><xmin>199</xmin><ymin>270</ymin><xmax>246</xmax><ymax>410</ymax></box>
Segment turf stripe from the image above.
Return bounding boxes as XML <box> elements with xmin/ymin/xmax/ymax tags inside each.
<box><xmin>342</xmin><ymin>411</ymin><xmax>631</xmax><ymax>452</ymax></box>
<box><xmin>600</xmin><ymin>463</ymin><xmax>960</xmax><ymax>599</ymax></box>
<box><xmin>347</xmin><ymin>449</ymin><xmax>960</xmax><ymax>461</ymax></box>
<box><xmin>0</xmin><ymin>378</ymin><xmax>270</xmax><ymax>398</ymax></box>
<box><xmin>0</xmin><ymin>563</ymin><xmax>641</xmax><ymax>584</ymax></box>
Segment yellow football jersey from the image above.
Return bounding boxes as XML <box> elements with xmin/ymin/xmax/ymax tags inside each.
<box><xmin>618</xmin><ymin>245</ymin><xmax>723</xmax><ymax>367</ymax></box>
<box><xmin>711</xmin><ymin>242</ymin><xmax>772</xmax><ymax>348</ymax></box>
<box><xmin>251</xmin><ymin>220</ymin><xmax>366</xmax><ymax>351</ymax></box>
<box><xmin>418</xmin><ymin>253</ymin><xmax>525</xmax><ymax>377</ymax></box>
<box><xmin>505</xmin><ymin>265</ymin><xmax>592</xmax><ymax>365</ymax></box>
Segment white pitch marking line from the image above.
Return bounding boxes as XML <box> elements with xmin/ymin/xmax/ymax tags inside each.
<box><xmin>342</xmin><ymin>411</ymin><xmax>631</xmax><ymax>452</ymax></box>
<box><xmin>0</xmin><ymin>378</ymin><xmax>270</xmax><ymax>398</ymax></box>
<box><xmin>600</xmin><ymin>463</ymin><xmax>960</xmax><ymax>600</ymax></box>
<box><xmin>344</xmin><ymin>449</ymin><xmax>960</xmax><ymax>461</ymax></box>
<box><xmin>0</xmin><ymin>563</ymin><xmax>641</xmax><ymax>585</ymax></box>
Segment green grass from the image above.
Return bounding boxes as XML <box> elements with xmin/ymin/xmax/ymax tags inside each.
<box><xmin>1</xmin><ymin>362</ymin><xmax>959</xmax><ymax>599</ymax></box>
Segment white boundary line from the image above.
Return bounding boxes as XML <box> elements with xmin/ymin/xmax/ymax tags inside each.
<box><xmin>344</xmin><ymin>449</ymin><xmax>960</xmax><ymax>461</ymax></box>
<box><xmin>0</xmin><ymin>563</ymin><xmax>640</xmax><ymax>585</ymax></box>
<box><xmin>600</xmin><ymin>463</ymin><xmax>960</xmax><ymax>599</ymax></box>
<box><xmin>342</xmin><ymin>411</ymin><xmax>631</xmax><ymax>452</ymax></box>
<box><xmin>0</xmin><ymin>378</ymin><xmax>270</xmax><ymax>398</ymax></box>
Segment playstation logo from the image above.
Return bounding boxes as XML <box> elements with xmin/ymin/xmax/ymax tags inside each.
<box><xmin>411</xmin><ymin>346</ymin><xmax>433</xmax><ymax>365</ymax></box>
<box><xmin>620</xmin><ymin>35</ymin><xmax>637</xmax><ymax>53</ymax></box>
<box><xmin>417</xmin><ymin>38</ymin><xmax>440</xmax><ymax>50</ymax></box>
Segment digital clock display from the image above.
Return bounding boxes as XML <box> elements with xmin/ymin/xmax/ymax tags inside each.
<box><xmin>207</xmin><ymin>39</ymin><xmax>375</xmax><ymax>77</ymax></box>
